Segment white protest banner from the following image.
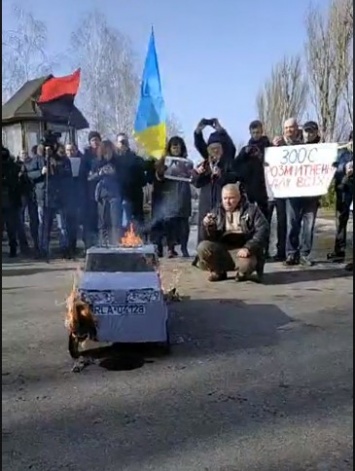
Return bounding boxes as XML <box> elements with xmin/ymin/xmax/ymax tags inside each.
<box><xmin>264</xmin><ymin>143</ymin><xmax>338</xmax><ymax>198</ymax></box>
<box><xmin>164</xmin><ymin>156</ymin><xmax>194</xmax><ymax>182</ymax></box>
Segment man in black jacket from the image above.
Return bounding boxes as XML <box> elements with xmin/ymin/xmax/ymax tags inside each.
<box><xmin>116</xmin><ymin>132</ymin><xmax>147</xmax><ymax>228</ymax></box>
<box><xmin>196</xmin><ymin>182</ymin><xmax>269</xmax><ymax>282</ymax></box>
<box><xmin>2</xmin><ymin>145</ymin><xmax>23</xmax><ymax>257</ymax></box>
<box><xmin>233</xmin><ymin>120</ymin><xmax>271</xmax><ymax>219</ymax></box>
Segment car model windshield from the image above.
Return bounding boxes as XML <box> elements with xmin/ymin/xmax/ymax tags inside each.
<box><xmin>85</xmin><ymin>252</ymin><xmax>157</xmax><ymax>273</ymax></box>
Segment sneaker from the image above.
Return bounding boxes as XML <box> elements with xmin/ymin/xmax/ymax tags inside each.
<box><xmin>299</xmin><ymin>255</ymin><xmax>315</xmax><ymax>267</ymax></box>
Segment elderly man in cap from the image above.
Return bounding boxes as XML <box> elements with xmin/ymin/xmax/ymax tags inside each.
<box><xmin>283</xmin><ymin>121</ymin><xmax>321</xmax><ymax>266</ymax></box>
<box><xmin>196</xmin><ymin>183</ymin><xmax>269</xmax><ymax>282</ymax></box>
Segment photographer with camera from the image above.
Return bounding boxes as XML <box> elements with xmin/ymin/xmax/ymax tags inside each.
<box><xmin>327</xmin><ymin>130</ymin><xmax>353</xmax><ymax>267</ymax></box>
<box><xmin>233</xmin><ymin>120</ymin><xmax>271</xmax><ymax>218</ymax></box>
<box><xmin>194</xmin><ymin>118</ymin><xmax>236</xmax><ymax>163</ymax></box>
<box><xmin>196</xmin><ymin>183</ymin><xmax>269</xmax><ymax>282</ymax></box>
<box><xmin>28</xmin><ymin>132</ymin><xmax>73</xmax><ymax>259</ymax></box>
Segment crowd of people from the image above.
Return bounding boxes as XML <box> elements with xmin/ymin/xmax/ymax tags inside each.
<box><xmin>2</xmin><ymin>117</ymin><xmax>353</xmax><ymax>282</ymax></box>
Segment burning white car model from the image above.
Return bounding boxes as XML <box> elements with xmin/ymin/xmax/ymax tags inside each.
<box><xmin>66</xmin><ymin>226</ymin><xmax>170</xmax><ymax>358</ymax></box>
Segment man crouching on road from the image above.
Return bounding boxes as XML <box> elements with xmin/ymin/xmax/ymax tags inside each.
<box><xmin>196</xmin><ymin>183</ymin><xmax>269</xmax><ymax>283</ymax></box>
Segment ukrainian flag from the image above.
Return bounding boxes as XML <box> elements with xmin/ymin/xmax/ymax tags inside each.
<box><xmin>133</xmin><ymin>29</ymin><xmax>167</xmax><ymax>158</ymax></box>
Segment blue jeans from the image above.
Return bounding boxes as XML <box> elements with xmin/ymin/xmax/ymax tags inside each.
<box><xmin>38</xmin><ymin>206</ymin><xmax>69</xmax><ymax>255</ymax></box>
<box><xmin>286</xmin><ymin>197</ymin><xmax>319</xmax><ymax>257</ymax></box>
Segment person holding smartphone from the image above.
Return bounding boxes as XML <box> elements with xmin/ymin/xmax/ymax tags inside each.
<box><xmin>194</xmin><ymin>118</ymin><xmax>236</xmax><ymax>163</ymax></box>
<box><xmin>191</xmin><ymin>120</ymin><xmax>238</xmax><ymax>266</ymax></box>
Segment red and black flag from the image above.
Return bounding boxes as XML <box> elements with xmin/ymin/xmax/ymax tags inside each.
<box><xmin>37</xmin><ymin>69</ymin><xmax>81</xmax><ymax>125</ymax></box>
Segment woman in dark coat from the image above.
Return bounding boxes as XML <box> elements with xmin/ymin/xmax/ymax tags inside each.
<box><xmin>149</xmin><ymin>136</ymin><xmax>192</xmax><ymax>258</ymax></box>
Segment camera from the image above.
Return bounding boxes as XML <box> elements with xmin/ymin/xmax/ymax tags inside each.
<box><xmin>245</xmin><ymin>145</ymin><xmax>260</xmax><ymax>156</ymax></box>
<box><xmin>201</xmin><ymin>118</ymin><xmax>216</xmax><ymax>127</ymax></box>
<box><xmin>41</xmin><ymin>130</ymin><xmax>61</xmax><ymax>150</ymax></box>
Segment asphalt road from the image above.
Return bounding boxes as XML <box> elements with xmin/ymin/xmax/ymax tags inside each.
<box><xmin>2</xmin><ymin>219</ymin><xmax>353</xmax><ymax>471</ymax></box>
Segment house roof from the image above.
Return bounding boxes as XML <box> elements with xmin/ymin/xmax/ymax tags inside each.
<box><xmin>2</xmin><ymin>75</ymin><xmax>89</xmax><ymax>130</ymax></box>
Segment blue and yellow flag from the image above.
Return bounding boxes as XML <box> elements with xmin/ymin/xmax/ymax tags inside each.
<box><xmin>133</xmin><ymin>29</ymin><xmax>167</xmax><ymax>158</ymax></box>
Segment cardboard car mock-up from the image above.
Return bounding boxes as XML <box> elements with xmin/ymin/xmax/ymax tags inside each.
<box><xmin>72</xmin><ymin>244</ymin><xmax>170</xmax><ymax>356</ymax></box>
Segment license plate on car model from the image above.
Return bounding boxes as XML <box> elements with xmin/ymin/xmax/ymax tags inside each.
<box><xmin>93</xmin><ymin>304</ymin><xmax>146</xmax><ymax>316</ymax></box>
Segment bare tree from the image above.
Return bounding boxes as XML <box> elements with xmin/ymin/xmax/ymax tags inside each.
<box><xmin>69</xmin><ymin>11</ymin><xmax>139</xmax><ymax>138</ymax></box>
<box><xmin>343</xmin><ymin>48</ymin><xmax>353</xmax><ymax>125</ymax></box>
<box><xmin>71</xmin><ymin>10</ymin><xmax>183</xmax><ymax>154</ymax></box>
<box><xmin>166</xmin><ymin>113</ymin><xmax>183</xmax><ymax>138</ymax></box>
<box><xmin>256</xmin><ymin>55</ymin><xmax>308</xmax><ymax>138</ymax></box>
<box><xmin>305</xmin><ymin>0</ymin><xmax>353</xmax><ymax>141</ymax></box>
<box><xmin>2</xmin><ymin>4</ymin><xmax>57</xmax><ymax>102</ymax></box>
<box><xmin>70</xmin><ymin>11</ymin><xmax>179</xmax><ymax>146</ymax></box>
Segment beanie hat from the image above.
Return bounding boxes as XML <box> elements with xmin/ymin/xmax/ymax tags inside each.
<box><xmin>88</xmin><ymin>131</ymin><xmax>101</xmax><ymax>142</ymax></box>
<box><xmin>207</xmin><ymin>132</ymin><xmax>222</xmax><ymax>146</ymax></box>
<box><xmin>303</xmin><ymin>121</ymin><xmax>319</xmax><ymax>132</ymax></box>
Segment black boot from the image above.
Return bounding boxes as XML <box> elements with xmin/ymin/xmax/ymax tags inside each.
<box><xmin>156</xmin><ymin>244</ymin><xmax>163</xmax><ymax>258</ymax></box>
<box><xmin>192</xmin><ymin>255</ymin><xmax>199</xmax><ymax>267</ymax></box>
<box><xmin>181</xmin><ymin>246</ymin><xmax>190</xmax><ymax>258</ymax></box>
<box><xmin>327</xmin><ymin>251</ymin><xmax>345</xmax><ymax>263</ymax></box>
